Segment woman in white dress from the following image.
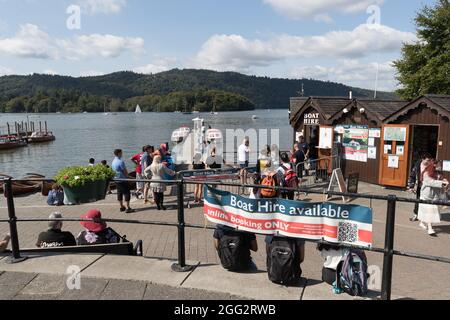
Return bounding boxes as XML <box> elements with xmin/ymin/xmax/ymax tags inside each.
<box><xmin>418</xmin><ymin>159</ymin><xmax>449</xmax><ymax>236</ymax></box>
<box><xmin>147</xmin><ymin>155</ymin><xmax>175</xmax><ymax>211</ymax></box>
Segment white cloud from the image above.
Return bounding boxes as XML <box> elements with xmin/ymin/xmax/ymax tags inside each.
<box><xmin>0</xmin><ymin>24</ymin><xmax>145</xmax><ymax>60</ymax></box>
<box><xmin>43</xmin><ymin>69</ymin><xmax>59</xmax><ymax>75</ymax></box>
<box><xmin>133</xmin><ymin>57</ymin><xmax>177</xmax><ymax>74</ymax></box>
<box><xmin>79</xmin><ymin>70</ymin><xmax>105</xmax><ymax>77</ymax></box>
<box><xmin>77</xmin><ymin>0</ymin><xmax>127</xmax><ymax>15</ymax></box>
<box><xmin>58</xmin><ymin>34</ymin><xmax>144</xmax><ymax>60</ymax></box>
<box><xmin>263</xmin><ymin>0</ymin><xmax>384</xmax><ymax>21</ymax></box>
<box><xmin>192</xmin><ymin>24</ymin><xmax>416</xmax><ymax>72</ymax></box>
<box><xmin>0</xmin><ymin>24</ymin><xmax>58</xmax><ymax>59</ymax></box>
<box><xmin>291</xmin><ymin>59</ymin><xmax>398</xmax><ymax>91</ymax></box>
<box><xmin>0</xmin><ymin>66</ymin><xmax>14</xmax><ymax>76</ymax></box>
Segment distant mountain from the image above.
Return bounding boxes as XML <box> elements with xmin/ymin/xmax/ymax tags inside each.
<box><xmin>0</xmin><ymin>69</ymin><xmax>396</xmax><ymax>112</ymax></box>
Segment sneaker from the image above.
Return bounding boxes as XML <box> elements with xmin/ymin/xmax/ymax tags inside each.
<box><xmin>419</xmin><ymin>222</ymin><xmax>427</xmax><ymax>230</ymax></box>
<box><xmin>125</xmin><ymin>208</ymin><xmax>135</xmax><ymax>214</ymax></box>
<box><xmin>410</xmin><ymin>214</ymin><xmax>418</xmax><ymax>222</ymax></box>
<box><xmin>428</xmin><ymin>229</ymin><xmax>437</xmax><ymax>236</ymax></box>
<box><xmin>120</xmin><ymin>207</ymin><xmax>126</xmax><ymax>212</ymax></box>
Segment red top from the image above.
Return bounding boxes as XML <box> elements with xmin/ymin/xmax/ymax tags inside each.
<box><xmin>131</xmin><ymin>152</ymin><xmax>144</xmax><ymax>174</ymax></box>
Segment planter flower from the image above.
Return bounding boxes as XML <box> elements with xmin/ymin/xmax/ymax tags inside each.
<box><xmin>55</xmin><ymin>165</ymin><xmax>115</xmax><ymax>205</ymax></box>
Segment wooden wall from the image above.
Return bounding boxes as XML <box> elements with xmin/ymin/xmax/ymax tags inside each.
<box><xmin>331</xmin><ymin>107</ymin><xmax>382</xmax><ymax>184</ymax></box>
<box><xmin>390</xmin><ymin>104</ymin><xmax>450</xmax><ymax>181</ymax></box>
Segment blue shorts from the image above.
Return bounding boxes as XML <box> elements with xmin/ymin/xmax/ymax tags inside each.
<box><xmin>240</xmin><ymin>161</ymin><xmax>249</xmax><ymax>169</ymax></box>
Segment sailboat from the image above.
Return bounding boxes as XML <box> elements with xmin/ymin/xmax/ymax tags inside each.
<box><xmin>135</xmin><ymin>104</ymin><xmax>142</xmax><ymax>114</ymax></box>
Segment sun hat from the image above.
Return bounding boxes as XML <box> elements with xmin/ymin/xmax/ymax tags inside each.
<box><xmin>80</xmin><ymin>210</ymin><xmax>107</xmax><ymax>233</ymax></box>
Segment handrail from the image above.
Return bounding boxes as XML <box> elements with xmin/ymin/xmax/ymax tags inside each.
<box><xmin>1</xmin><ymin>175</ymin><xmax>450</xmax><ymax>301</ymax></box>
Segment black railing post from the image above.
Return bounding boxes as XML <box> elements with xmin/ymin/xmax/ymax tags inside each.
<box><xmin>4</xmin><ymin>178</ymin><xmax>27</xmax><ymax>263</ymax></box>
<box><xmin>171</xmin><ymin>180</ymin><xmax>195</xmax><ymax>272</ymax></box>
<box><xmin>381</xmin><ymin>195</ymin><xmax>396</xmax><ymax>300</ymax></box>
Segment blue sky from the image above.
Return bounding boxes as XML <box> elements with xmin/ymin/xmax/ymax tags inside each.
<box><xmin>0</xmin><ymin>0</ymin><xmax>437</xmax><ymax>91</ymax></box>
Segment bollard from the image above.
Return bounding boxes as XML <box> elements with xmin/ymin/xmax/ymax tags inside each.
<box><xmin>171</xmin><ymin>180</ymin><xmax>195</xmax><ymax>272</ymax></box>
<box><xmin>4</xmin><ymin>179</ymin><xmax>27</xmax><ymax>263</ymax></box>
<box><xmin>381</xmin><ymin>195</ymin><xmax>396</xmax><ymax>300</ymax></box>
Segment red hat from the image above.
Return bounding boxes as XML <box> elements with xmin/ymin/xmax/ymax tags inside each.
<box><xmin>80</xmin><ymin>210</ymin><xmax>107</xmax><ymax>232</ymax></box>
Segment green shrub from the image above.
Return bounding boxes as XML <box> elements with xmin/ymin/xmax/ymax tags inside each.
<box><xmin>55</xmin><ymin>165</ymin><xmax>115</xmax><ymax>188</ymax></box>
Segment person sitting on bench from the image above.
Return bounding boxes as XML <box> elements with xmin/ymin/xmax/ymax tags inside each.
<box><xmin>213</xmin><ymin>224</ymin><xmax>258</xmax><ymax>272</ymax></box>
<box><xmin>36</xmin><ymin>213</ymin><xmax>76</xmax><ymax>248</ymax></box>
<box><xmin>77</xmin><ymin>210</ymin><xmax>123</xmax><ymax>245</ymax></box>
<box><xmin>0</xmin><ymin>234</ymin><xmax>10</xmax><ymax>252</ymax></box>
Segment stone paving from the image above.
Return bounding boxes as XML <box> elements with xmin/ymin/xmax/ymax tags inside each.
<box><xmin>1</xmin><ymin>182</ymin><xmax>449</xmax><ymax>300</ymax></box>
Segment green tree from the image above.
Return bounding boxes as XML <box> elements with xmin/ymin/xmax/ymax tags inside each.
<box><xmin>394</xmin><ymin>0</ymin><xmax>450</xmax><ymax>99</ymax></box>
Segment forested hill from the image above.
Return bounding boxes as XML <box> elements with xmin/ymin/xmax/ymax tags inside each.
<box><xmin>0</xmin><ymin>69</ymin><xmax>396</xmax><ymax>112</ymax></box>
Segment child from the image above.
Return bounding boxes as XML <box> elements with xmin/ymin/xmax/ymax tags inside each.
<box><xmin>47</xmin><ymin>184</ymin><xmax>64</xmax><ymax>206</ymax></box>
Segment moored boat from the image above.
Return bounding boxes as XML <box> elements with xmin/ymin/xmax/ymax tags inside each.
<box><xmin>0</xmin><ymin>136</ymin><xmax>27</xmax><ymax>150</ymax></box>
<box><xmin>28</xmin><ymin>131</ymin><xmax>56</xmax><ymax>143</ymax></box>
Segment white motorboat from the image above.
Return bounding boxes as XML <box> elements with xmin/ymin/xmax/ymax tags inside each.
<box><xmin>171</xmin><ymin>125</ymin><xmax>191</xmax><ymax>144</ymax></box>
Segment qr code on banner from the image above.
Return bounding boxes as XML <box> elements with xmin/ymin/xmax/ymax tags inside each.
<box><xmin>338</xmin><ymin>222</ymin><xmax>358</xmax><ymax>243</ymax></box>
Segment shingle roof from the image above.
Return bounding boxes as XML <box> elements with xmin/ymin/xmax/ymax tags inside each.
<box><xmin>425</xmin><ymin>95</ymin><xmax>450</xmax><ymax>113</ymax></box>
<box><xmin>356</xmin><ymin>99</ymin><xmax>407</xmax><ymax>121</ymax></box>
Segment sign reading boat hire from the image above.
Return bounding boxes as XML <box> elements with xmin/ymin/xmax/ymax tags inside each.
<box><xmin>203</xmin><ymin>186</ymin><xmax>373</xmax><ymax>248</ymax></box>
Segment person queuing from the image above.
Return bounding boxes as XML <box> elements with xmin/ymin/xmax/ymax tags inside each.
<box><xmin>418</xmin><ymin>158</ymin><xmax>449</xmax><ymax>236</ymax></box>
<box><xmin>238</xmin><ymin>137</ymin><xmax>250</xmax><ymax>193</ymax></box>
<box><xmin>407</xmin><ymin>152</ymin><xmax>432</xmax><ymax>222</ymax></box>
<box><xmin>131</xmin><ymin>146</ymin><xmax>146</xmax><ymax>199</ymax></box>
<box><xmin>111</xmin><ymin>149</ymin><xmax>134</xmax><ymax>214</ymax></box>
<box><xmin>36</xmin><ymin>213</ymin><xmax>76</xmax><ymax>248</ymax></box>
<box><xmin>148</xmin><ymin>155</ymin><xmax>175</xmax><ymax>210</ymax></box>
<box><xmin>141</xmin><ymin>145</ymin><xmax>155</xmax><ymax>205</ymax></box>
<box><xmin>276</xmin><ymin>152</ymin><xmax>298</xmax><ymax>200</ymax></box>
<box><xmin>77</xmin><ymin>210</ymin><xmax>123</xmax><ymax>245</ymax></box>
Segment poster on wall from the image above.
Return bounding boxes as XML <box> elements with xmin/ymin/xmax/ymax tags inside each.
<box><xmin>388</xmin><ymin>156</ymin><xmax>399</xmax><ymax>168</ymax></box>
<box><xmin>396</xmin><ymin>145</ymin><xmax>405</xmax><ymax>156</ymax></box>
<box><xmin>319</xmin><ymin>126</ymin><xmax>334</xmax><ymax>149</ymax></box>
<box><xmin>368</xmin><ymin>138</ymin><xmax>375</xmax><ymax>147</ymax></box>
<box><xmin>368</xmin><ymin>147</ymin><xmax>377</xmax><ymax>159</ymax></box>
<box><xmin>384</xmin><ymin>127</ymin><xmax>407</xmax><ymax>142</ymax></box>
<box><xmin>369</xmin><ymin>128</ymin><xmax>381</xmax><ymax>138</ymax></box>
<box><xmin>443</xmin><ymin>161</ymin><xmax>450</xmax><ymax>172</ymax></box>
<box><xmin>342</xmin><ymin>125</ymin><xmax>369</xmax><ymax>163</ymax></box>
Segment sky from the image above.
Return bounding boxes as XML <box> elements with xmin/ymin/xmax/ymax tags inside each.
<box><xmin>0</xmin><ymin>0</ymin><xmax>437</xmax><ymax>91</ymax></box>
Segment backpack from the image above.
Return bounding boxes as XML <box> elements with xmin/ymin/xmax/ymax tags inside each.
<box><xmin>337</xmin><ymin>249</ymin><xmax>369</xmax><ymax>296</ymax></box>
<box><xmin>281</xmin><ymin>165</ymin><xmax>299</xmax><ymax>189</ymax></box>
<box><xmin>261</xmin><ymin>173</ymin><xmax>277</xmax><ymax>198</ymax></box>
<box><xmin>218</xmin><ymin>233</ymin><xmax>250</xmax><ymax>271</ymax></box>
<box><xmin>267</xmin><ymin>238</ymin><xmax>300</xmax><ymax>285</ymax></box>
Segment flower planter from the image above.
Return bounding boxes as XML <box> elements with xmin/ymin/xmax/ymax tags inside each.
<box><xmin>63</xmin><ymin>179</ymin><xmax>108</xmax><ymax>205</ymax></box>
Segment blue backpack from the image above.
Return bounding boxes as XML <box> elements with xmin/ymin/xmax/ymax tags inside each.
<box><xmin>337</xmin><ymin>249</ymin><xmax>369</xmax><ymax>297</ymax></box>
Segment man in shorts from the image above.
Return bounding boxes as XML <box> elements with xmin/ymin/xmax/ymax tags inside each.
<box><xmin>112</xmin><ymin>149</ymin><xmax>134</xmax><ymax>214</ymax></box>
<box><xmin>238</xmin><ymin>137</ymin><xmax>250</xmax><ymax>192</ymax></box>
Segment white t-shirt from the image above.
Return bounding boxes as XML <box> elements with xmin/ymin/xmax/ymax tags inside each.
<box><xmin>238</xmin><ymin>144</ymin><xmax>249</xmax><ymax>163</ymax></box>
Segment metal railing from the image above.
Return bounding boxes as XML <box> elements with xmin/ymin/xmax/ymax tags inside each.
<box><xmin>1</xmin><ymin>176</ymin><xmax>450</xmax><ymax>300</ymax></box>
<box><xmin>295</xmin><ymin>154</ymin><xmax>340</xmax><ymax>187</ymax></box>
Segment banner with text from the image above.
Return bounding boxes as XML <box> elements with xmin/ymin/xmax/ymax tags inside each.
<box><xmin>204</xmin><ymin>186</ymin><xmax>373</xmax><ymax>248</ymax></box>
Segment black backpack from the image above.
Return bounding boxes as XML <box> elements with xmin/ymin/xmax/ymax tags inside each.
<box><xmin>218</xmin><ymin>233</ymin><xmax>250</xmax><ymax>271</ymax></box>
<box><xmin>267</xmin><ymin>238</ymin><xmax>300</xmax><ymax>285</ymax></box>
<box><xmin>336</xmin><ymin>249</ymin><xmax>369</xmax><ymax>296</ymax></box>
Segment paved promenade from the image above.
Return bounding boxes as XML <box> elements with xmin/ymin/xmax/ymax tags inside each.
<box><xmin>1</xmin><ymin>182</ymin><xmax>449</xmax><ymax>300</ymax></box>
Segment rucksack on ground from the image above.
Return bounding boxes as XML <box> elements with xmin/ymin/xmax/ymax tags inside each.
<box><xmin>218</xmin><ymin>233</ymin><xmax>250</xmax><ymax>271</ymax></box>
<box><xmin>281</xmin><ymin>165</ymin><xmax>299</xmax><ymax>189</ymax></box>
<box><xmin>261</xmin><ymin>173</ymin><xmax>277</xmax><ymax>198</ymax></box>
<box><xmin>337</xmin><ymin>249</ymin><xmax>369</xmax><ymax>296</ymax></box>
<box><xmin>267</xmin><ymin>238</ymin><xmax>301</xmax><ymax>285</ymax></box>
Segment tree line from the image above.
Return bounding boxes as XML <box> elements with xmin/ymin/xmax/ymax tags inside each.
<box><xmin>0</xmin><ymin>89</ymin><xmax>255</xmax><ymax>113</ymax></box>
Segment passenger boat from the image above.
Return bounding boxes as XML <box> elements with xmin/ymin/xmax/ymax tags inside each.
<box><xmin>171</xmin><ymin>126</ymin><xmax>191</xmax><ymax>144</ymax></box>
<box><xmin>28</xmin><ymin>131</ymin><xmax>56</xmax><ymax>143</ymax></box>
<box><xmin>0</xmin><ymin>136</ymin><xmax>27</xmax><ymax>150</ymax></box>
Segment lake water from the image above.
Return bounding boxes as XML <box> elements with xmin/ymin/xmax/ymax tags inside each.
<box><xmin>0</xmin><ymin>110</ymin><xmax>293</xmax><ymax>178</ymax></box>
